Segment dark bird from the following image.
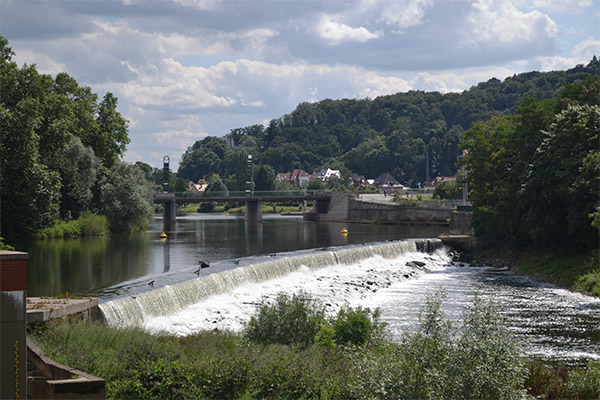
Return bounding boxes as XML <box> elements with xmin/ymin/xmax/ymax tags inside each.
<box><xmin>269</xmin><ymin>253</ymin><xmax>277</xmax><ymax>257</ymax></box>
<box><xmin>194</xmin><ymin>268</ymin><xmax>200</xmax><ymax>275</ymax></box>
<box><xmin>148</xmin><ymin>280</ymin><xmax>154</xmax><ymax>287</ymax></box>
<box><xmin>199</xmin><ymin>260</ymin><xmax>210</xmax><ymax>268</ymax></box>
<box><xmin>233</xmin><ymin>260</ymin><xmax>240</xmax><ymax>265</ymax></box>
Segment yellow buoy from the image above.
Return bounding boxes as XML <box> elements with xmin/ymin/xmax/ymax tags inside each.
<box><xmin>341</xmin><ymin>228</ymin><xmax>348</xmax><ymax>234</ymax></box>
<box><xmin>160</xmin><ymin>232</ymin><xmax>168</xmax><ymax>239</ymax></box>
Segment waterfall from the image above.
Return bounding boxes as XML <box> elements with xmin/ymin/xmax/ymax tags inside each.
<box><xmin>99</xmin><ymin>239</ymin><xmax>443</xmax><ymax>329</ymax></box>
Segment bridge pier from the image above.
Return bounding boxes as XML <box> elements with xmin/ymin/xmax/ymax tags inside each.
<box><xmin>162</xmin><ymin>195</ymin><xmax>176</xmax><ymax>232</ymax></box>
<box><xmin>244</xmin><ymin>199</ymin><xmax>263</xmax><ymax>223</ymax></box>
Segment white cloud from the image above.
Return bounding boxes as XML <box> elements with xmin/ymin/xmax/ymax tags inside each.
<box><xmin>529</xmin><ymin>0</ymin><xmax>592</xmax><ymax>12</ymax></box>
<box><xmin>377</xmin><ymin>0</ymin><xmax>433</xmax><ymax>30</ymax></box>
<box><xmin>12</xmin><ymin>48</ymin><xmax>67</xmax><ymax>75</ymax></box>
<box><xmin>465</xmin><ymin>0</ymin><xmax>558</xmax><ymax>45</ymax></box>
<box><xmin>538</xmin><ymin>36</ymin><xmax>600</xmax><ymax>70</ymax></box>
<box><xmin>318</xmin><ymin>15</ymin><xmax>380</xmax><ymax>44</ymax></box>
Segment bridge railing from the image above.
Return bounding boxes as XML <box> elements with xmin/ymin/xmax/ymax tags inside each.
<box><xmin>168</xmin><ymin>190</ymin><xmax>331</xmax><ymax>198</ymax></box>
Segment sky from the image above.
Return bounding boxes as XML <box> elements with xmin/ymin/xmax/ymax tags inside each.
<box><xmin>1</xmin><ymin>0</ymin><xmax>599</xmax><ymax>170</ymax></box>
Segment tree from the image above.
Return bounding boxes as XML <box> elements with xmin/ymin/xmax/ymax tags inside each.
<box><xmin>432</xmin><ymin>180</ymin><xmax>461</xmax><ymax>200</ymax></box>
<box><xmin>523</xmin><ymin>104</ymin><xmax>600</xmax><ymax>250</ymax></box>
<box><xmin>253</xmin><ymin>164</ymin><xmax>275</xmax><ymax>191</ymax></box>
<box><xmin>199</xmin><ymin>174</ymin><xmax>228</xmax><ymax>212</ymax></box>
<box><xmin>101</xmin><ymin>162</ymin><xmax>153</xmax><ymax>232</ymax></box>
<box><xmin>94</xmin><ymin>92</ymin><xmax>130</xmax><ymax>168</ymax></box>
<box><xmin>56</xmin><ymin>136</ymin><xmax>100</xmax><ymax>219</ymax></box>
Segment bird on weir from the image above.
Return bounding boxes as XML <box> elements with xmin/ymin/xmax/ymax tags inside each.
<box><xmin>148</xmin><ymin>280</ymin><xmax>154</xmax><ymax>287</ymax></box>
<box><xmin>199</xmin><ymin>260</ymin><xmax>210</xmax><ymax>268</ymax></box>
<box><xmin>233</xmin><ymin>260</ymin><xmax>240</xmax><ymax>265</ymax></box>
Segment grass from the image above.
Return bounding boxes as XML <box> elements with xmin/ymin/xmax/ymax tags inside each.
<box><xmin>36</xmin><ymin>211</ymin><xmax>109</xmax><ymax>239</ymax></box>
<box><xmin>514</xmin><ymin>250</ymin><xmax>599</xmax><ymax>295</ymax></box>
<box><xmin>477</xmin><ymin>248</ymin><xmax>600</xmax><ymax>297</ymax></box>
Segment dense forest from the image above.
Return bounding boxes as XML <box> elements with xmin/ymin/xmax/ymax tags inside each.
<box><xmin>0</xmin><ymin>36</ymin><xmax>153</xmax><ymax>241</ymax></box>
<box><xmin>461</xmin><ymin>75</ymin><xmax>599</xmax><ymax>253</ymax></box>
<box><xmin>178</xmin><ymin>58</ymin><xmax>599</xmax><ymax>188</ymax></box>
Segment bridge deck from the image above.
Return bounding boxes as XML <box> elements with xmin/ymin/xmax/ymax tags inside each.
<box><xmin>154</xmin><ymin>191</ymin><xmax>332</xmax><ymax>203</ymax></box>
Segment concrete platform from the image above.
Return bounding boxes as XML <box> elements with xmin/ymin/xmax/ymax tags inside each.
<box><xmin>26</xmin><ymin>297</ymin><xmax>98</xmax><ymax>323</ymax></box>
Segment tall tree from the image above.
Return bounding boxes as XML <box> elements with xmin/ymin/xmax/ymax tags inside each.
<box><xmin>101</xmin><ymin>162</ymin><xmax>153</xmax><ymax>232</ymax></box>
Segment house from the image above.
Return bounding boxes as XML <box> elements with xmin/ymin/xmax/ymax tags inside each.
<box><xmin>187</xmin><ymin>182</ymin><xmax>206</xmax><ymax>192</ymax></box>
<box><xmin>315</xmin><ymin>168</ymin><xmax>341</xmax><ymax>182</ymax></box>
<box><xmin>350</xmin><ymin>173</ymin><xmax>368</xmax><ymax>187</ymax></box>
<box><xmin>275</xmin><ymin>172</ymin><xmax>291</xmax><ymax>185</ymax></box>
<box><xmin>275</xmin><ymin>169</ymin><xmax>312</xmax><ymax>187</ymax></box>
<box><xmin>290</xmin><ymin>169</ymin><xmax>311</xmax><ymax>187</ymax></box>
<box><xmin>373</xmin><ymin>172</ymin><xmax>408</xmax><ymax>192</ymax></box>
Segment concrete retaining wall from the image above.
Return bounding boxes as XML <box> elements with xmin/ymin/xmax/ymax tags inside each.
<box><xmin>348</xmin><ymin>198</ymin><xmax>452</xmax><ymax>225</ymax></box>
<box><xmin>27</xmin><ymin>338</ymin><xmax>106</xmax><ymax>400</ymax></box>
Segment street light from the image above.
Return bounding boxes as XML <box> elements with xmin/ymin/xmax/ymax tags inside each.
<box><xmin>163</xmin><ymin>155</ymin><xmax>170</xmax><ymax>193</ymax></box>
<box><xmin>246</xmin><ymin>154</ymin><xmax>253</xmax><ymax>196</ymax></box>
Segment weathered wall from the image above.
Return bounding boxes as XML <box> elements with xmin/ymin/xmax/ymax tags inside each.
<box><xmin>348</xmin><ymin>199</ymin><xmax>452</xmax><ymax>225</ymax></box>
<box><xmin>27</xmin><ymin>338</ymin><xmax>106</xmax><ymax>400</ymax></box>
<box><xmin>0</xmin><ymin>250</ymin><xmax>28</xmax><ymax>400</ymax></box>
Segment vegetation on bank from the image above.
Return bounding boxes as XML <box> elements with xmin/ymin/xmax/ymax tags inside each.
<box><xmin>477</xmin><ymin>248</ymin><xmax>600</xmax><ymax>297</ymax></box>
<box><xmin>460</xmin><ymin>75</ymin><xmax>599</xmax><ymax>296</ymax></box>
<box><xmin>35</xmin><ymin>211</ymin><xmax>109</xmax><ymax>239</ymax></box>
<box><xmin>30</xmin><ymin>291</ymin><xmax>599</xmax><ymax>399</ymax></box>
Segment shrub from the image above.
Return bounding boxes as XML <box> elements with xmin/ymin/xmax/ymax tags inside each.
<box><xmin>78</xmin><ymin>211</ymin><xmax>108</xmax><ymax>236</ymax></box>
<box><xmin>331</xmin><ymin>306</ymin><xmax>385</xmax><ymax>346</ymax></box>
<box><xmin>379</xmin><ymin>291</ymin><xmax>527</xmax><ymax>399</ymax></box>
<box><xmin>243</xmin><ymin>291</ymin><xmax>326</xmax><ymax>347</ymax></box>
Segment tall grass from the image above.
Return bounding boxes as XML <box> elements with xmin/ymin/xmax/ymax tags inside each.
<box><xmin>36</xmin><ymin>211</ymin><xmax>108</xmax><ymax>239</ymax></box>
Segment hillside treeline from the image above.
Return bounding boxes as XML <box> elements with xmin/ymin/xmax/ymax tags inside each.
<box><xmin>178</xmin><ymin>58</ymin><xmax>599</xmax><ymax>187</ymax></box>
<box><xmin>0</xmin><ymin>36</ymin><xmax>153</xmax><ymax>241</ymax></box>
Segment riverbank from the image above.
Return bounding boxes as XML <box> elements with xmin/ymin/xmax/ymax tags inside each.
<box><xmin>468</xmin><ymin>246</ymin><xmax>600</xmax><ymax>297</ymax></box>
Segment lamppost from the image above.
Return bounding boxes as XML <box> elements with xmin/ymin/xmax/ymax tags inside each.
<box><xmin>246</xmin><ymin>154</ymin><xmax>253</xmax><ymax>196</ymax></box>
<box><xmin>163</xmin><ymin>155</ymin><xmax>170</xmax><ymax>193</ymax></box>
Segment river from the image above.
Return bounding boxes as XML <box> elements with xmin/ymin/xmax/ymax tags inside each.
<box><xmin>20</xmin><ymin>213</ymin><xmax>600</xmax><ymax>365</ymax></box>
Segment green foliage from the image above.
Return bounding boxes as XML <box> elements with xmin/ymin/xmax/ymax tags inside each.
<box><xmin>331</xmin><ymin>306</ymin><xmax>385</xmax><ymax>346</ymax></box>
<box><xmin>574</xmin><ymin>270</ymin><xmax>600</xmax><ymax>297</ymax></box>
<box><xmin>243</xmin><ymin>291</ymin><xmax>326</xmax><ymax>347</ymax></box>
<box><xmin>0</xmin><ymin>237</ymin><xmax>15</xmax><ymax>251</ymax></box>
<box><xmin>525</xmin><ymin>360</ymin><xmax>600</xmax><ymax>399</ymax></box>
<box><xmin>0</xmin><ymin>35</ymin><xmax>130</xmax><ymax>240</ymax></box>
<box><xmin>432</xmin><ymin>180</ymin><xmax>461</xmax><ymax>200</ymax></box>
<box><xmin>461</xmin><ymin>76</ymin><xmax>600</xmax><ymax>252</ymax></box>
<box><xmin>101</xmin><ymin>162</ymin><xmax>154</xmax><ymax>232</ymax></box>
<box><xmin>56</xmin><ymin>137</ymin><xmax>100</xmax><ymax>219</ymax></box>
<box><xmin>35</xmin><ymin>211</ymin><xmax>108</xmax><ymax>239</ymax></box>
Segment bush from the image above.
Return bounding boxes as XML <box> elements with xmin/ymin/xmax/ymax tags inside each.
<box><xmin>331</xmin><ymin>306</ymin><xmax>385</xmax><ymax>346</ymax></box>
<box><xmin>78</xmin><ymin>211</ymin><xmax>108</xmax><ymax>236</ymax></box>
<box><xmin>243</xmin><ymin>291</ymin><xmax>326</xmax><ymax>347</ymax></box>
<box><xmin>373</xmin><ymin>291</ymin><xmax>528</xmax><ymax>399</ymax></box>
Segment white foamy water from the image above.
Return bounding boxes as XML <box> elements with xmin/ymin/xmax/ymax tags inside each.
<box><xmin>143</xmin><ymin>248</ymin><xmax>450</xmax><ymax>335</ymax></box>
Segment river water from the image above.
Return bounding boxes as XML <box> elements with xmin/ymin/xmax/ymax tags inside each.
<box><xmin>20</xmin><ymin>213</ymin><xmax>600</xmax><ymax>364</ymax></box>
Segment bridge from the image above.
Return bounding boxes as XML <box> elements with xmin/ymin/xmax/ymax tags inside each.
<box><xmin>154</xmin><ymin>190</ymin><xmax>332</xmax><ymax>231</ymax></box>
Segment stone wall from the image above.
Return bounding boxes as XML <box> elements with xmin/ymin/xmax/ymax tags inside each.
<box><xmin>348</xmin><ymin>198</ymin><xmax>452</xmax><ymax>225</ymax></box>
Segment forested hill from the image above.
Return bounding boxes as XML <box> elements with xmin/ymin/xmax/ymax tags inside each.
<box><xmin>178</xmin><ymin>58</ymin><xmax>599</xmax><ymax>187</ymax></box>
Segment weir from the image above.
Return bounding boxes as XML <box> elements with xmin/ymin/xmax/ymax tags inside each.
<box><xmin>99</xmin><ymin>239</ymin><xmax>443</xmax><ymax>329</ymax></box>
